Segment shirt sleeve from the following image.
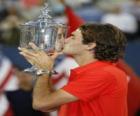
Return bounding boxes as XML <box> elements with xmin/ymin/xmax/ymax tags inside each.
<box><xmin>62</xmin><ymin>71</ymin><xmax>115</xmax><ymax>102</ymax></box>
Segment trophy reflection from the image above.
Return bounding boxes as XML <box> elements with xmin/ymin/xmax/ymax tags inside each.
<box><xmin>55</xmin><ymin>24</ymin><xmax>67</xmax><ymax>52</ymax></box>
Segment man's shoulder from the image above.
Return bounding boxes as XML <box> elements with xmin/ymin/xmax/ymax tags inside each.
<box><xmin>73</xmin><ymin>61</ymin><xmax>126</xmax><ymax>80</ymax></box>
<box><xmin>81</xmin><ymin>64</ymin><xmax>126</xmax><ymax>79</ymax></box>
<box><xmin>104</xmin><ymin>65</ymin><xmax>126</xmax><ymax>75</ymax></box>
<box><xmin>79</xmin><ymin>67</ymin><xmax>113</xmax><ymax>79</ymax></box>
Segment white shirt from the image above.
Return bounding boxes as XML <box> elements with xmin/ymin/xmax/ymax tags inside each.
<box><xmin>52</xmin><ymin>57</ymin><xmax>78</xmax><ymax>89</ymax></box>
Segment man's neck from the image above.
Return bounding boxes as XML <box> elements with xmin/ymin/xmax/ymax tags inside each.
<box><xmin>74</xmin><ymin>51</ymin><xmax>98</xmax><ymax>66</ymax></box>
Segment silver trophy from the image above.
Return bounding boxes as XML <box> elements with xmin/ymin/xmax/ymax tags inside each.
<box><xmin>20</xmin><ymin>3</ymin><xmax>67</xmax><ymax>73</ymax></box>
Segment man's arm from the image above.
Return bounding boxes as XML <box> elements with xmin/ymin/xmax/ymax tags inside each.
<box><xmin>18</xmin><ymin>43</ymin><xmax>78</xmax><ymax>111</ymax></box>
<box><xmin>32</xmin><ymin>74</ymin><xmax>78</xmax><ymax>112</ymax></box>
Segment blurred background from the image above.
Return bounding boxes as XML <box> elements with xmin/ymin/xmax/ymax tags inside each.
<box><xmin>0</xmin><ymin>0</ymin><xmax>140</xmax><ymax>116</ymax></box>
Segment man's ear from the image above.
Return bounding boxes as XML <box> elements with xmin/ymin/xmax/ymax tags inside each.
<box><xmin>85</xmin><ymin>43</ymin><xmax>96</xmax><ymax>50</ymax></box>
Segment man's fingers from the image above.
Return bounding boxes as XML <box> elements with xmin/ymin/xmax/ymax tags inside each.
<box><xmin>18</xmin><ymin>47</ymin><xmax>27</xmax><ymax>51</ymax></box>
<box><xmin>19</xmin><ymin>47</ymin><xmax>37</xmax><ymax>57</ymax></box>
<box><xmin>19</xmin><ymin>52</ymin><xmax>36</xmax><ymax>65</ymax></box>
<box><xmin>19</xmin><ymin>42</ymin><xmax>40</xmax><ymax>51</ymax></box>
<box><xmin>29</xmin><ymin>42</ymin><xmax>40</xmax><ymax>51</ymax></box>
<box><xmin>49</xmin><ymin>52</ymin><xmax>63</xmax><ymax>60</ymax></box>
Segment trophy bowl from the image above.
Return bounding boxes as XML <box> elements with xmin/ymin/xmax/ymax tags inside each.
<box><xmin>20</xmin><ymin>22</ymin><xmax>67</xmax><ymax>52</ymax></box>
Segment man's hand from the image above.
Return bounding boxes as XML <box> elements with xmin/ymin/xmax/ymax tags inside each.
<box><xmin>18</xmin><ymin>42</ymin><xmax>61</xmax><ymax>71</ymax></box>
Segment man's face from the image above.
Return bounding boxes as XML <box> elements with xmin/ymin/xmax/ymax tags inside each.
<box><xmin>63</xmin><ymin>29</ymin><xmax>86</xmax><ymax>55</ymax></box>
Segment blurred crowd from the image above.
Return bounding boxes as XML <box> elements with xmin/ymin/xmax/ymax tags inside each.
<box><xmin>0</xmin><ymin>0</ymin><xmax>140</xmax><ymax>116</ymax></box>
<box><xmin>0</xmin><ymin>0</ymin><xmax>140</xmax><ymax>46</ymax></box>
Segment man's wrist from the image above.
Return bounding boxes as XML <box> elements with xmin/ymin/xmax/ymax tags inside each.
<box><xmin>36</xmin><ymin>69</ymin><xmax>52</xmax><ymax>77</ymax></box>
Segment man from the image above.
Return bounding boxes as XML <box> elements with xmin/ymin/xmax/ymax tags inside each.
<box><xmin>59</xmin><ymin>1</ymin><xmax>140</xmax><ymax>115</ymax></box>
<box><xmin>19</xmin><ymin>23</ymin><xmax>128</xmax><ymax>116</ymax></box>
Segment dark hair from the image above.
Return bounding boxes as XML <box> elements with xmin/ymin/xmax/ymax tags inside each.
<box><xmin>79</xmin><ymin>23</ymin><xmax>127</xmax><ymax>62</ymax></box>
